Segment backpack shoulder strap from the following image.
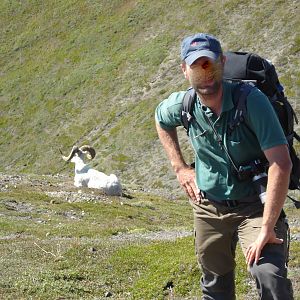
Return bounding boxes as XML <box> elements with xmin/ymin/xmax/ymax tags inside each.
<box><xmin>181</xmin><ymin>88</ymin><xmax>196</xmax><ymax>136</ymax></box>
<box><xmin>228</xmin><ymin>82</ymin><xmax>254</xmax><ymax>135</ymax></box>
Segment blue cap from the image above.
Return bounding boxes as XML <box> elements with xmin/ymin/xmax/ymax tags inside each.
<box><xmin>181</xmin><ymin>33</ymin><xmax>222</xmax><ymax>65</ymax></box>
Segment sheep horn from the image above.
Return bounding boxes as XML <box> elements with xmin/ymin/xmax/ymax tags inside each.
<box><xmin>60</xmin><ymin>146</ymin><xmax>79</xmax><ymax>162</ymax></box>
<box><xmin>79</xmin><ymin>145</ymin><xmax>96</xmax><ymax>160</ymax></box>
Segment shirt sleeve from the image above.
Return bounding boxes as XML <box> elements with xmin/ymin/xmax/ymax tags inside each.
<box><xmin>246</xmin><ymin>88</ymin><xmax>287</xmax><ymax>151</ymax></box>
<box><xmin>155</xmin><ymin>91</ymin><xmax>186</xmax><ymax>129</ymax></box>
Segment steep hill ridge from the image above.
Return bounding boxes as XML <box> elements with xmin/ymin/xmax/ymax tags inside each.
<box><xmin>1</xmin><ymin>0</ymin><xmax>299</xmax><ymax>195</ymax></box>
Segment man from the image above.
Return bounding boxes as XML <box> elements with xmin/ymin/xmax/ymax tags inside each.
<box><xmin>155</xmin><ymin>33</ymin><xmax>293</xmax><ymax>299</ymax></box>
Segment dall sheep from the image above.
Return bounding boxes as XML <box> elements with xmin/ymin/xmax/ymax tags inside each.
<box><xmin>60</xmin><ymin>145</ymin><xmax>122</xmax><ymax>196</ymax></box>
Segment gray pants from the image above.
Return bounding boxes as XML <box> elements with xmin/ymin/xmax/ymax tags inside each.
<box><xmin>191</xmin><ymin>198</ymin><xmax>293</xmax><ymax>300</ymax></box>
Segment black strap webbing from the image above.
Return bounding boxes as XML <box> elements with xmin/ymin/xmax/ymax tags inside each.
<box><xmin>227</xmin><ymin>83</ymin><xmax>254</xmax><ymax>135</ymax></box>
<box><xmin>181</xmin><ymin>88</ymin><xmax>196</xmax><ymax>135</ymax></box>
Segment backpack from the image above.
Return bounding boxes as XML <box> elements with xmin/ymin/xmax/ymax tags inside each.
<box><xmin>181</xmin><ymin>51</ymin><xmax>300</xmax><ymax>208</ymax></box>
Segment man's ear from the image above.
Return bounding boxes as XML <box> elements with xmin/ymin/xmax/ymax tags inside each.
<box><xmin>181</xmin><ymin>62</ymin><xmax>189</xmax><ymax>79</ymax></box>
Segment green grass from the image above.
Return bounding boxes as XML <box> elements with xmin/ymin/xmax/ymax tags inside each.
<box><xmin>0</xmin><ymin>174</ymin><xmax>299</xmax><ymax>299</ymax></box>
<box><xmin>0</xmin><ymin>1</ymin><xmax>300</xmax><ymax>298</ymax></box>
<box><xmin>0</xmin><ymin>187</ymin><xmax>192</xmax><ymax>239</ymax></box>
<box><xmin>107</xmin><ymin>238</ymin><xmax>202</xmax><ymax>299</ymax></box>
<box><xmin>0</xmin><ymin>0</ymin><xmax>299</xmax><ymax>184</ymax></box>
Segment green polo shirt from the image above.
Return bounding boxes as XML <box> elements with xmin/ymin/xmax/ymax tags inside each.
<box><xmin>155</xmin><ymin>81</ymin><xmax>287</xmax><ymax>200</ymax></box>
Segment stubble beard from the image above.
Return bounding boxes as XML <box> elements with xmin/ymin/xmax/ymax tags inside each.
<box><xmin>192</xmin><ymin>80</ymin><xmax>222</xmax><ymax>96</ymax></box>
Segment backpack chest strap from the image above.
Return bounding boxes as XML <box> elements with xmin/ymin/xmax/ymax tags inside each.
<box><xmin>181</xmin><ymin>88</ymin><xmax>196</xmax><ymax>136</ymax></box>
<box><xmin>228</xmin><ymin>83</ymin><xmax>254</xmax><ymax>135</ymax></box>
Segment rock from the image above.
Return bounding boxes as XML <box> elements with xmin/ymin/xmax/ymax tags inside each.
<box><xmin>105</xmin><ymin>291</ymin><xmax>113</xmax><ymax>297</ymax></box>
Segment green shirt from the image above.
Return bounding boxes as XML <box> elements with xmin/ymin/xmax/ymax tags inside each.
<box><xmin>155</xmin><ymin>81</ymin><xmax>287</xmax><ymax>200</ymax></box>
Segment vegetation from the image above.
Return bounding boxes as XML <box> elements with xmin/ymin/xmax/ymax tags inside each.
<box><xmin>0</xmin><ymin>0</ymin><xmax>299</xmax><ymax>299</ymax></box>
<box><xmin>1</xmin><ymin>174</ymin><xmax>299</xmax><ymax>299</ymax></box>
<box><xmin>1</xmin><ymin>0</ymin><xmax>299</xmax><ymax>191</ymax></box>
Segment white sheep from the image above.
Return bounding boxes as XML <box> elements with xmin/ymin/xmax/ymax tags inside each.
<box><xmin>60</xmin><ymin>145</ymin><xmax>122</xmax><ymax>196</ymax></box>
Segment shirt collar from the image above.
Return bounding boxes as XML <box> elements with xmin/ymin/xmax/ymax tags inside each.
<box><xmin>197</xmin><ymin>81</ymin><xmax>234</xmax><ymax>116</ymax></box>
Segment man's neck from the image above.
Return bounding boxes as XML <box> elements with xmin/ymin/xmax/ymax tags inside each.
<box><xmin>197</xmin><ymin>85</ymin><xmax>223</xmax><ymax>116</ymax></box>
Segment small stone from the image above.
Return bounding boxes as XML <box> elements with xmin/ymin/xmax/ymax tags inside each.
<box><xmin>105</xmin><ymin>291</ymin><xmax>113</xmax><ymax>297</ymax></box>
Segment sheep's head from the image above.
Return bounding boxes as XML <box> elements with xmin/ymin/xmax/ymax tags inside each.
<box><xmin>79</xmin><ymin>145</ymin><xmax>96</xmax><ymax>160</ymax></box>
<box><xmin>60</xmin><ymin>145</ymin><xmax>96</xmax><ymax>162</ymax></box>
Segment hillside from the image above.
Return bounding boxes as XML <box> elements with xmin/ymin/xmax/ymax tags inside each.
<box><xmin>0</xmin><ymin>173</ymin><xmax>299</xmax><ymax>299</ymax></box>
<box><xmin>1</xmin><ymin>0</ymin><xmax>299</xmax><ymax>195</ymax></box>
<box><xmin>1</xmin><ymin>1</ymin><xmax>300</xmax><ymax>299</ymax></box>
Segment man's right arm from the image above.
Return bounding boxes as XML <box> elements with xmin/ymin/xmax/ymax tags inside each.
<box><xmin>155</xmin><ymin>122</ymin><xmax>201</xmax><ymax>203</ymax></box>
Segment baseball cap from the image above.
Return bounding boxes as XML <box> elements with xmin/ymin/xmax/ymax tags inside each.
<box><xmin>181</xmin><ymin>33</ymin><xmax>222</xmax><ymax>65</ymax></box>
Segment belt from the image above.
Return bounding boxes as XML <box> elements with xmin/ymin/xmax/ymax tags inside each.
<box><xmin>200</xmin><ymin>191</ymin><xmax>260</xmax><ymax>208</ymax></box>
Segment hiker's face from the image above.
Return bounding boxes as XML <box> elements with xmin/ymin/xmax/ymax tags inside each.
<box><xmin>182</xmin><ymin>56</ymin><xmax>224</xmax><ymax>95</ymax></box>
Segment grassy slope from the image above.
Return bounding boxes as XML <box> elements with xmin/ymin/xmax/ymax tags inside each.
<box><xmin>0</xmin><ymin>2</ymin><xmax>300</xmax><ymax>298</ymax></box>
<box><xmin>0</xmin><ymin>174</ymin><xmax>296</xmax><ymax>299</ymax></box>
<box><xmin>0</xmin><ymin>0</ymin><xmax>299</xmax><ymax>194</ymax></box>
<box><xmin>0</xmin><ymin>175</ymin><xmax>299</xmax><ymax>299</ymax></box>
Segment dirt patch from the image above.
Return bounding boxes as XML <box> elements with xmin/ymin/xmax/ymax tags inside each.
<box><xmin>111</xmin><ymin>229</ymin><xmax>193</xmax><ymax>243</ymax></box>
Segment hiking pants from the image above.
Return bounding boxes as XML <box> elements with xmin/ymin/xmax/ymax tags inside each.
<box><xmin>190</xmin><ymin>198</ymin><xmax>293</xmax><ymax>300</ymax></box>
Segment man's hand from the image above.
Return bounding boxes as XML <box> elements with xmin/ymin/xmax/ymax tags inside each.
<box><xmin>176</xmin><ymin>165</ymin><xmax>202</xmax><ymax>204</ymax></box>
<box><xmin>245</xmin><ymin>145</ymin><xmax>291</xmax><ymax>266</ymax></box>
<box><xmin>245</xmin><ymin>226</ymin><xmax>283</xmax><ymax>266</ymax></box>
<box><xmin>155</xmin><ymin>124</ymin><xmax>202</xmax><ymax>204</ymax></box>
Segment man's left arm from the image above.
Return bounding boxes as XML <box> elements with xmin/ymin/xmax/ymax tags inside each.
<box><xmin>246</xmin><ymin>144</ymin><xmax>292</xmax><ymax>266</ymax></box>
